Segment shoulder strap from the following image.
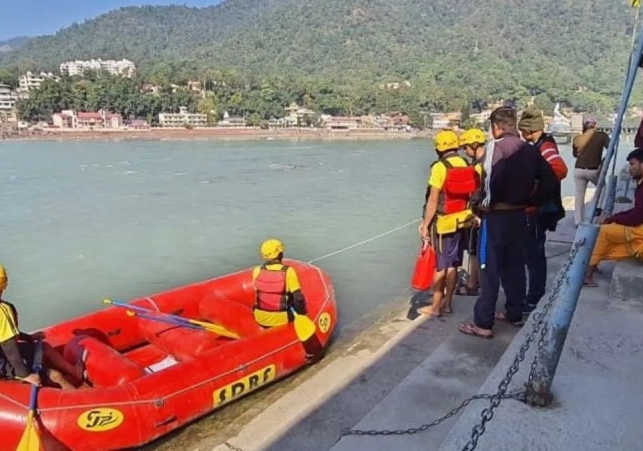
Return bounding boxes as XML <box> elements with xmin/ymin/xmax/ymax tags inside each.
<box><xmin>261</xmin><ymin>263</ymin><xmax>289</xmax><ymax>272</ymax></box>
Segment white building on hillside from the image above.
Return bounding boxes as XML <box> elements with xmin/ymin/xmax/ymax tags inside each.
<box><xmin>59</xmin><ymin>59</ymin><xmax>136</xmax><ymax>77</ymax></box>
<box><xmin>158</xmin><ymin>107</ymin><xmax>207</xmax><ymax>127</ymax></box>
<box><xmin>18</xmin><ymin>71</ymin><xmax>59</xmax><ymax>98</ymax></box>
<box><xmin>0</xmin><ymin>84</ymin><xmax>18</xmax><ymax>112</ymax></box>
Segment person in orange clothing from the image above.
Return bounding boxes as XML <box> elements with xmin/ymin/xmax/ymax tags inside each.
<box><xmin>584</xmin><ymin>148</ymin><xmax>643</xmax><ymax>286</ymax></box>
<box><xmin>252</xmin><ymin>239</ymin><xmax>308</xmax><ymax>328</ymax></box>
<box><xmin>518</xmin><ymin>108</ymin><xmax>567</xmax><ymax>314</ymax></box>
<box><xmin>0</xmin><ymin>265</ymin><xmax>82</xmax><ymax>389</ymax></box>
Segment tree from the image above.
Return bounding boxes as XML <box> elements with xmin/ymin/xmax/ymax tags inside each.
<box><xmin>197</xmin><ymin>94</ymin><xmax>219</xmax><ymax>125</ymax></box>
<box><xmin>246</xmin><ymin>112</ymin><xmax>263</xmax><ymax>127</ymax></box>
<box><xmin>0</xmin><ymin>69</ymin><xmax>18</xmax><ymax>89</ymax></box>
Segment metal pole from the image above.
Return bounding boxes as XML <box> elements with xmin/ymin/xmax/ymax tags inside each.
<box><xmin>632</xmin><ymin>7</ymin><xmax>640</xmax><ymax>56</ymax></box>
<box><xmin>524</xmin><ymin>224</ymin><xmax>599</xmax><ymax>406</ymax></box>
<box><xmin>586</xmin><ymin>24</ymin><xmax>643</xmax><ymax>222</ymax></box>
<box><xmin>612</xmin><ymin>7</ymin><xmax>639</xmax><ymax>175</ymax></box>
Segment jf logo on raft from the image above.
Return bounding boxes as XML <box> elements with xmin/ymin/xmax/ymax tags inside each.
<box><xmin>317</xmin><ymin>312</ymin><xmax>332</xmax><ymax>334</ymax></box>
<box><xmin>213</xmin><ymin>365</ymin><xmax>277</xmax><ymax>407</ymax></box>
<box><xmin>77</xmin><ymin>408</ymin><xmax>125</xmax><ymax>432</ymax></box>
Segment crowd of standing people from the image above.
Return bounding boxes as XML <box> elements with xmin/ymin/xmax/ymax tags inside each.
<box><xmin>418</xmin><ymin>106</ymin><xmax>565</xmax><ymax>338</ymax></box>
<box><xmin>417</xmin><ymin>104</ymin><xmax>643</xmax><ymax>336</ymax></box>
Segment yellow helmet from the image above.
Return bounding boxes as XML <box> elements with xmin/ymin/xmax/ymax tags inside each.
<box><xmin>434</xmin><ymin>130</ymin><xmax>459</xmax><ymax>152</ymax></box>
<box><xmin>0</xmin><ymin>265</ymin><xmax>7</xmax><ymax>291</ymax></box>
<box><xmin>260</xmin><ymin>239</ymin><xmax>284</xmax><ymax>260</ymax></box>
<box><xmin>459</xmin><ymin>128</ymin><xmax>487</xmax><ymax>147</ymax></box>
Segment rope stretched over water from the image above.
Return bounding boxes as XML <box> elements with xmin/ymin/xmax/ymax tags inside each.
<box><xmin>307</xmin><ymin>218</ymin><xmax>421</xmax><ymax>264</ymax></box>
<box><xmin>306</xmin><ymin>217</ymin><xmax>572</xmax><ymax>265</ymax></box>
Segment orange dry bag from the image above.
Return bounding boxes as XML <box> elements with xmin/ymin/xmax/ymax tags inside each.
<box><xmin>411</xmin><ymin>240</ymin><xmax>436</xmax><ymax>291</ymax></box>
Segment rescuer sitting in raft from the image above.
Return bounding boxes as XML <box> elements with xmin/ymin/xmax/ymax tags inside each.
<box><xmin>456</xmin><ymin>128</ymin><xmax>487</xmax><ymax>296</ymax></box>
<box><xmin>0</xmin><ymin>265</ymin><xmax>82</xmax><ymax>390</ymax></box>
<box><xmin>253</xmin><ymin>239</ymin><xmax>308</xmax><ymax>327</ymax></box>
<box><xmin>418</xmin><ymin>130</ymin><xmax>480</xmax><ymax>318</ymax></box>
<box><xmin>584</xmin><ymin>148</ymin><xmax>643</xmax><ymax>287</ymax></box>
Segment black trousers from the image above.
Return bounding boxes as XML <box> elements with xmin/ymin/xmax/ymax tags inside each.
<box><xmin>473</xmin><ymin>209</ymin><xmax>527</xmax><ymax>330</ymax></box>
<box><xmin>526</xmin><ymin>215</ymin><xmax>548</xmax><ymax>309</ymax></box>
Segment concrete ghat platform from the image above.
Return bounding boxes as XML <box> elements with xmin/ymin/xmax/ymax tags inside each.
<box><xmin>436</xmin><ymin>269</ymin><xmax>643</xmax><ymax>451</ymax></box>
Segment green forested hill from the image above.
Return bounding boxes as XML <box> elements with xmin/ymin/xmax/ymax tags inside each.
<box><xmin>0</xmin><ymin>0</ymin><xmax>640</xmax><ymax>113</ymax></box>
<box><xmin>0</xmin><ymin>37</ymin><xmax>28</xmax><ymax>53</ymax></box>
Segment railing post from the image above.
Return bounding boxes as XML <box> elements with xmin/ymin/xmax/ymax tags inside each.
<box><xmin>524</xmin><ymin>224</ymin><xmax>599</xmax><ymax>406</ymax></box>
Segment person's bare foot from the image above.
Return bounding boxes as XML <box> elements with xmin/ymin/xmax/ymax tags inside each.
<box><xmin>48</xmin><ymin>370</ymin><xmax>77</xmax><ymax>390</ymax></box>
<box><xmin>417</xmin><ymin>306</ymin><xmax>441</xmax><ymax>319</ymax></box>
<box><xmin>583</xmin><ymin>278</ymin><xmax>598</xmax><ymax>287</ymax></box>
<box><xmin>458</xmin><ymin>323</ymin><xmax>493</xmax><ymax>339</ymax></box>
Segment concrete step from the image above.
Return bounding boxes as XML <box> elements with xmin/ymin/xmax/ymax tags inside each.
<box><xmin>325</xmin><ymin>240</ymin><xmax>573</xmax><ymax>451</ymax></box>
<box><xmin>327</xmin><ymin>320</ymin><xmax>518</xmax><ymax>451</ymax></box>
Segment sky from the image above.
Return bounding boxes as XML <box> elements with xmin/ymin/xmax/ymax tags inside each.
<box><xmin>0</xmin><ymin>1</ymin><xmax>221</xmax><ymax>41</ymax></box>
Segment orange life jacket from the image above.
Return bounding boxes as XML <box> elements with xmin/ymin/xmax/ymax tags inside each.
<box><xmin>254</xmin><ymin>265</ymin><xmax>289</xmax><ymax>312</ymax></box>
<box><xmin>436</xmin><ymin>156</ymin><xmax>480</xmax><ymax>215</ymax></box>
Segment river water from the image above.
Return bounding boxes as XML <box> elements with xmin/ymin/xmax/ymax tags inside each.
<box><xmin>0</xmin><ymin>139</ymin><xmax>630</xmax><ymax>332</ymax></box>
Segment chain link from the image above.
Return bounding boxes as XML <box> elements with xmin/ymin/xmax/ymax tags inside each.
<box><xmin>223</xmin><ymin>441</ymin><xmax>245</xmax><ymax>451</ymax></box>
<box><xmin>337</xmin><ymin>392</ymin><xmax>525</xmax><ymax>442</ymax></box>
<box><xmin>461</xmin><ymin>238</ymin><xmax>583</xmax><ymax>451</ymax></box>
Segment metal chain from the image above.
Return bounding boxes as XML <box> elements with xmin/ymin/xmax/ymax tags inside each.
<box><xmin>461</xmin><ymin>238</ymin><xmax>583</xmax><ymax>451</ymax></box>
<box><xmin>223</xmin><ymin>441</ymin><xmax>245</xmax><ymax>451</ymax></box>
<box><xmin>337</xmin><ymin>391</ymin><xmax>525</xmax><ymax>442</ymax></box>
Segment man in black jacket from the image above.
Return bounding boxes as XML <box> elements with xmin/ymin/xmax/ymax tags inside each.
<box><xmin>459</xmin><ymin>107</ymin><xmax>557</xmax><ymax>339</ymax></box>
<box><xmin>518</xmin><ymin>109</ymin><xmax>568</xmax><ymax>314</ymax></box>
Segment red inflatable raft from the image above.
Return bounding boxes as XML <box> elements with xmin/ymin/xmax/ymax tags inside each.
<box><xmin>0</xmin><ymin>260</ymin><xmax>337</xmax><ymax>451</ymax></box>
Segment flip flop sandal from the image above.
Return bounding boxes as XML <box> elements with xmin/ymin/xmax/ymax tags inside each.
<box><xmin>458</xmin><ymin>323</ymin><xmax>493</xmax><ymax>339</ymax></box>
<box><xmin>495</xmin><ymin>312</ymin><xmax>525</xmax><ymax>327</ymax></box>
<box><xmin>582</xmin><ymin>281</ymin><xmax>598</xmax><ymax>287</ymax></box>
<box><xmin>417</xmin><ymin>307</ymin><xmax>441</xmax><ymax>319</ymax></box>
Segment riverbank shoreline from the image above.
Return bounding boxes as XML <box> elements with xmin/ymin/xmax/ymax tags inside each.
<box><xmin>2</xmin><ymin>127</ymin><xmax>432</xmax><ymax>143</ymax></box>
